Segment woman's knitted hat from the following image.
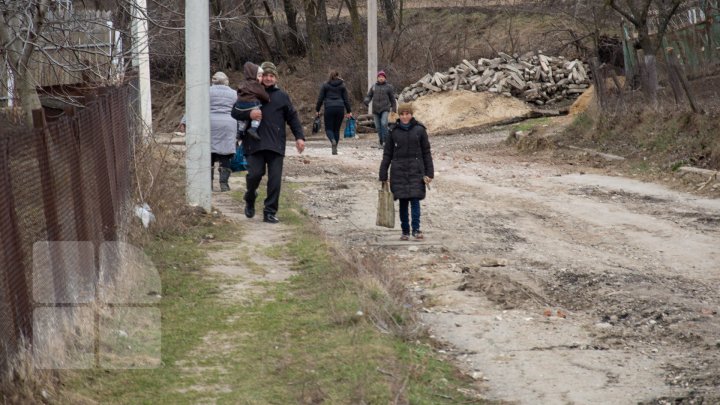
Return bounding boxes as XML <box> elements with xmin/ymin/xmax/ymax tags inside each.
<box><xmin>211</xmin><ymin>71</ymin><xmax>229</xmax><ymax>85</ymax></box>
<box><xmin>397</xmin><ymin>103</ymin><xmax>414</xmax><ymax>114</ymax></box>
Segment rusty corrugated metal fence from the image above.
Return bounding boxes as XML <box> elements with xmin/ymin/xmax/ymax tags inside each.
<box><xmin>0</xmin><ymin>85</ymin><xmax>133</xmax><ymax>367</ymax></box>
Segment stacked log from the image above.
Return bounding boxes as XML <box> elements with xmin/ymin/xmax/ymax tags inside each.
<box><xmin>355</xmin><ymin>114</ymin><xmax>376</xmax><ymax>133</ymax></box>
<box><xmin>399</xmin><ymin>52</ymin><xmax>591</xmax><ymax>106</ymax></box>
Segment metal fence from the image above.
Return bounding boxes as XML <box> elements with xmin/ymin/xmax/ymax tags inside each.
<box><xmin>0</xmin><ymin>85</ymin><xmax>133</xmax><ymax>367</ymax></box>
<box><xmin>624</xmin><ymin>0</ymin><xmax>720</xmax><ymax>80</ymax></box>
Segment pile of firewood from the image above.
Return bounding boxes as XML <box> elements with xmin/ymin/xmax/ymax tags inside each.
<box><xmin>399</xmin><ymin>52</ymin><xmax>591</xmax><ymax>106</ymax></box>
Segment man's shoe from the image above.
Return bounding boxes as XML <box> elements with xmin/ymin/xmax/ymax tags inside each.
<box><xmin>244</xmin><ymin>203</ymin><xmax>255</xmax><ymax>218</ymax></box>
<box><xmin>247</xmin><ymin>127</ymin><xmax>261</xmax><ymax>141</ymax></box>
<box><xmin>263</xmin><ymin>213</ymin><xmax>279</xmax><ymax>224</ymax></box>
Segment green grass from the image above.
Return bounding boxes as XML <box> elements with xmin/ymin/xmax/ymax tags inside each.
<box><xmin>565</xmin><ymin>112</ymin><xmax>594</xmax><ymax>137</ymax></box>
<box><xmin>512</xmin><ymin>117</ymin><xmax>551</xmax><ymax>133</ymax></box>
<box><xmin>60</xmin><ymin>185</ymin><xmax>488</xmax><ymax>404</ymax></box>
<box><xmin>633</xmin><ymin>160</ymin><xmax>652</xmax><ymax>173</ymax></box>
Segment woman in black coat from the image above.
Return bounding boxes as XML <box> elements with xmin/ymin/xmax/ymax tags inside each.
<box><xmin>315</xmin><ymin>70</ymin><xmax>352</xmax><ymax>155</ymax></box>
<box><xmin>379</xmin><ymin>103</ymin><xmax>434</xmax><ymax>240</ymax></box>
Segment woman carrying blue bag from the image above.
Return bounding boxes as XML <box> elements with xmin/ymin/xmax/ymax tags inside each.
<box><xmin>315</xmin><ymin>70</ymin><xmax>352</xmax><ymax>155</ymax></box>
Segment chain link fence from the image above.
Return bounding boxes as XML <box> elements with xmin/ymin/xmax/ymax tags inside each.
<box><xmin>0</xmin><ymin>85</ymin><xmax>135</xmax><ymax>368</ymax></box>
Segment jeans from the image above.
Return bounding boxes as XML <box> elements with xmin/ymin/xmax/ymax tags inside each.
<box><xmin>398</xmin><ymin>198</ymin><xmax>421</xmax><ymax>235</ymax></box>
<box><xmin>373</xmin><ymin>110</ymin><xmax>389</xmax><ymax>144</ymax></box>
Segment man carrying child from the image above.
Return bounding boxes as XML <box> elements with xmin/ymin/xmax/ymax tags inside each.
<box><xmin>234</xmin><ymin>61</ymin><xmax>270</xmax><ymax>141</ymax></box>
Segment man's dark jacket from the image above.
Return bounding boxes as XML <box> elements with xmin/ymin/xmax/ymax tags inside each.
<box><xmin>232</xmin><ymin>85</ymin><xmax>304</xmax><ymax>156</ymax></box>
<box><xmin>379</xmin><ymin>118</ymin><xmax>434</xmax><ymax>200</ymax></box>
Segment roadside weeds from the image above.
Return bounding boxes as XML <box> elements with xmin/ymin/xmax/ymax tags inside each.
<box><xmin>58</xmin><ymin>175</ymin><xmax>492</xmax><ymax>404</ymax></box>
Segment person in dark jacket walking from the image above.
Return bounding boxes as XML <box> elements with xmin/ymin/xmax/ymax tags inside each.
<box><xmin>315</xmin><ymin>70</ymin><xmax>352</xmax><ymax>155</ymax></box>
<box><xmin>379</xmin><ymin>103</ymin><xmax>434</xmax><ymax>240</ymax></box>
<box><xmin>363</xmin><ymin>70</ymin><xmax>397</xmax><ymax>147</ymax></box>
<box><xmin>231</xmin><ymin>61</ymin><xmax>306</xmax><ymax>224</ymax></box>
<box><xmin>235</xmin><ymin>61</ymin><xmax>270</xmax><ymax>141</ymax></box>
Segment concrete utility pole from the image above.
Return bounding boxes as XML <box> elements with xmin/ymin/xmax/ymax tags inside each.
<box><xmin>185</xmin><ymin>0</ymin><xmax>211</xmax><ymax>211</ymax></box>
<box><xmin>367</xmin><ymin>0</ymin><xmax>377</xmax><ymax>112</ymax></box>
<box><xmin>132</xmin><ymin>0</ymin><xmax>152</xmax><ymax>137</ymax></box>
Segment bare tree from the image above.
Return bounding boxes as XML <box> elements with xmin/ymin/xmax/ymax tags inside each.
<box><xmin>382</xmin><ymin>0</ymin><xmax>396</xmax><ymax>31</ymax></box>
<box><xmin>243</xmin><ymin>0</ymin><xmax>273</xmax><ymax>61</ymax></box>
<box><xmin>262</xmin><ymin>0</ymin><xmax>293</xmax><ymax>71</ymax></box>
<box><xmin>344</xmin><ymin>0</ymin><xmax>364</xmax><ymax>49</ymax></box>
<box><xmin>0</xmin><ymin>0</ymin><xmax>51</xmax><ymax>126</ymax></box>
<box><xmin>303</xmin><ymin>0</ymin><xmax>321</xmax><ymax>65</ymax></box>
<box><xmin>282</xmin><ymin>0</ymin><xmax>303</xmax><ymax>52</ymax></box>
<box><xmin>210</xmin><ymin>0</ymin><xmax>242</xmax><ymax>70</ymax></box>
<box><xmin>606</xmin><ymin>0</ymin><xmax>684</xmax><ymax>98</ymax></box>
<box><xmin>0</xmin><ymin>0</ymin><xmax>169</xmax><ymax>125</ymax></box>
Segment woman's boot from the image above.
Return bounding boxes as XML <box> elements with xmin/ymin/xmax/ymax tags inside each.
<box><xmin>219</xmin><ymin>167</ymin><xmax>231</xmax><ymax>192</ymax></box>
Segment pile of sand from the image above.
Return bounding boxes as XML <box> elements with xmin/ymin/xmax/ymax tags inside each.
<box><xmin>409</xmin><ymin>90</ymin><xmax>532</xmax><ymax>134</ymax></box>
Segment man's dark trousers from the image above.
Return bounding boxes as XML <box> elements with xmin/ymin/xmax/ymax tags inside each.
<box><xmin>245</xmin><ymin>150</ymin><xmax>284</xmax><ymax>215</ymax></box>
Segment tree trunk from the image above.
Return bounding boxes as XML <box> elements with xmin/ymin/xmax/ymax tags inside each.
<box><xmin>17</xmin><ymin>66</ymin><xmax>43</xmax><ymax>127</ymax></box>
<box><xmin>243</xmin><ymin>0</ymin><xmax>273</xmax><ymax>62</ymax></box>
<box><xmin>0</xmin><ymin>0</ymin><xmax>48</xmax><ymax>126</ymax></box>
<box><xmin>398</xmin><ymin>0</ymin><xmax>403</xmax><ymax>30</ymax></box>
<box><xmin>210</xmin><ymin>0</ymin><xmax>232</xmax><ymax>70</ymax></box>
<box><xmin>382</xmin><ymin>0</ymin><xmax>396</xmax><ymax>31</ymax></box>
<box><xmin>317</xmin><ymin>0</ymin><xmax>329</xmax><ymax>43</ymax></box>
<box><xmin>344</xmin><ymin>0</ymin><xmax>364</xmax><ymax>49</ymax></box>
<box><xmin>282</xmin><ymin>0</ymin><xmax>302</xmax><ymax>53</ymax></box>
<box><xmin>262</xmin><ymin>0</ymin><xmax>293</xmax><ymax>71</ymax></box>
<box><xmin>643</xmin><ymin>53</ymin><xmax>658</xmax><ymax>105</ymax></box>
<box><xmin>589</xmin><ymin>57</ymin><xmax>606</xmax><ymax>110</ymax></box>
<box><xmin>304</xmin><ymin>0</ymin><xmax>321</xmax><ymax>66</ymax></box>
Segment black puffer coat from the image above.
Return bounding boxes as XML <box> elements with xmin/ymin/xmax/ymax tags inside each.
<box><xmin>315</xmin><ymin>79</ymin><xmax>352</xmax><ymax>113</ymax></box>
<box><xmin>379</xmin><ymin>118</ymin><xmax>434</xmax><ymax>200</ymax></box>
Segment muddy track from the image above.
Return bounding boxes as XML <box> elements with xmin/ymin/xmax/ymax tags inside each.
<box><xmin>283</xmin><ymin>130</ymin><xmax>720</xmax><ymax>404</ymax></box>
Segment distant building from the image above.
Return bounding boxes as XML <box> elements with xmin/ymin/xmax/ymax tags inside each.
<box><xmin>0</xmin><ymin>0</ymin><xmax>121</xmax><ymax>107</ymax></box>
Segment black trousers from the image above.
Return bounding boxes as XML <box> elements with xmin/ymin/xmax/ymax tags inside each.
<box><xmin>211</xmin><ymin>153</ymin><xmax>233</xmax><ymax>180</ymax></box>
<box><xmin>245</xmin><ymin>150</ymin><xmax>284</xmax><ymax>215</ymax></box>
<box><xmin>323</xmin><ymin>106</ymin><xmax>345</xmax><ymax>144</ymax></box>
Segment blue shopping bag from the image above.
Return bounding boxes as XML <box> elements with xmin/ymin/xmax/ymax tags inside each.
<box><xmin>230</xmin><ymin>143</ymin><xmax>247</xmax><ymax>172</ymax></box>
<box><xmin>344</xmin><ymin>116</ymin><xmax>356</xmax><ymax>138</ymax></box>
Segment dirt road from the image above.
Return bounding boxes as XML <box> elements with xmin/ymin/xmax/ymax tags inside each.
<box><xmin>282</xmin><ymin>128</ymin><xmax>720</xmax><ymax>404</ymax></box>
